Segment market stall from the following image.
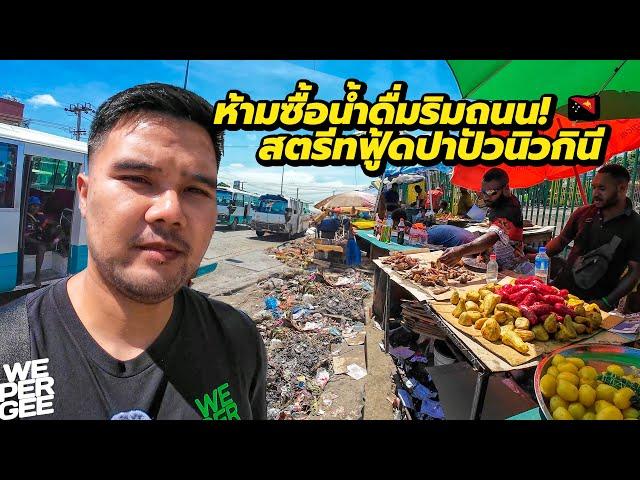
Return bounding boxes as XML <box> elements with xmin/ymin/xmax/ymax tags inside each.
<box><xmin>372</xmin><ymin>250</ymin><xmax>635</xmax><ymax>419</ymax></box>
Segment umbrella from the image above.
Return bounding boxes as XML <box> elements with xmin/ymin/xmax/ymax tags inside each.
<box><xmin>451</xmin><ymin>114</ymin><xmax>640</xmax><ymax>190</ymax></box>
<box><xmin>314</xmin><ymin>190</ymin><xmax>376</xmax><ymax>209</ymax></box>
<box><xmin>447</xmin><ymin>60</ymin><xmax>640</xmax><ymax>202</ymax></box>
<box><xmin>448</xmin><ymin>60</ymin><xmax>640</xmax><ymax>120</ymax></box>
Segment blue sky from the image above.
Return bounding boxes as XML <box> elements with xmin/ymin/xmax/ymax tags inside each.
<box><xmin>0</xmin><ymin>60</ymin><xmax>460</xmax><ymax>203</ymax></box>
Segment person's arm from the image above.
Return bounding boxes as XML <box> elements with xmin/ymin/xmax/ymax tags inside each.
<box><xmin>545</xmin><ymin>208</ymin><xmax>581</xmax><ymax>257</ymax></box>
<box><xmin>594</xmin><ymin>260</ymin><xmax>640</xmax><ymax>309</ymax></box>
<box><xmin>440</xmin><ymin>231</ymin><xmax>499</xmax><ymax>266</ymax></box>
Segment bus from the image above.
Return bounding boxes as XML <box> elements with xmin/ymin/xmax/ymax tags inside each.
<box><xmin>216</xmin><ymin>186</ymin><xmax>261</xmax><ymax>230</ymax></box>
<box><xmin>0</xmin><ymin>123</ymin><xmax>216</xmax><ymax>294</ymax></box>
<box><xmin>250</xmin><ymin>194</ymin><xmax>312</xmax><ymax>239</ymax></box>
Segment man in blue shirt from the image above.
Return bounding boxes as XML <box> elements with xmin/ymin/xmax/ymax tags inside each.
<box><xmin>427</xmin><ymin>224</ymin><xmax>477</xmax><ymax>248</ymax></box>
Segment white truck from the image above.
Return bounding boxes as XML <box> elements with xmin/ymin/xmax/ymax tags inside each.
<box><xmin>250</xmin><ymin>194</ymin><xmax>312</xmax><ymax>239</ymax></box>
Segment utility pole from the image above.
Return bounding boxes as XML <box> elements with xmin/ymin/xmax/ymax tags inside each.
<box><xmin>296</xmin><ymin>187</ymin><xmax>299</xmax><ymax>199</ymax></box>
<box><xmin>183</xmin><ymin>60</ymin><xmax>190</xmax><ymax>89</ymax></box>
<box><xmin>280</xmin><ymin>165</ymin><xmax>285</xmax><ymax>195</ymax></box>
<box><xmin>65</xmin><ymin>103</ymin><xmax>95</xmax><ymax>140</ymax></box>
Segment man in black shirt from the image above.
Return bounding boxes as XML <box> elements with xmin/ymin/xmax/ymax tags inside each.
<box><xmin>546</xmin><ymin>164</ymin><xmax>640</xmax><ymax>310</ymax></box>
<box><xmin>1</xmin><ymin>83</ymin><xmax>266</xmax><ymax>420</ymax></box>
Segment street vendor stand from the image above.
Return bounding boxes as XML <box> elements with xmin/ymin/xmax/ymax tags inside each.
<box><xmin>465</xmin><ymin>224</ymin><xmax>556</xmax><ymax>250</ymax></box>
<box><xmin>372</xmin><ymin>252</ymin><xmax>633</xmax><ymax>420</ymax></box>
<box><xmin>354</xmin><ymin>229</ymin><xmax>444</xmax><ymax>260</ymax></box>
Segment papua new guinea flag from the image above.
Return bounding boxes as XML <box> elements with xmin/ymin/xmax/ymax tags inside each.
<box><xmin>568</xmin><ymin>95</ymin><xmax>600</xmax><ymax>121</ymax></box>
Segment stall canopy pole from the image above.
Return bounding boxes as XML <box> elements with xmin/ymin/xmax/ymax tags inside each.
<box><xmin>374</xmin><ymin>174</ymin><xmax>384</xmax><ymax>219</ymax></box>
<box><xmin>427</xmin><ymin>172</ymin><xmax>434</xmax><ymax>214</ymax></box>
<box><xmin>572</xmin><ymin>166</ymin><xmax>588</xmax><ymax>205</ymax></box>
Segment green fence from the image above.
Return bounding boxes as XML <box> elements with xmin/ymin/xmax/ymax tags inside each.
<box><xmin>438</xmin><ymin>149</ymin><xmax>640</xmax><ymax>236</ymax></box>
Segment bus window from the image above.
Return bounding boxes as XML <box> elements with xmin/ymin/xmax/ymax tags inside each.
<box><xmin>236</xmin><ymin>194</ymin><xmax>245</xmax><ymax>206</ymax></box>
<box><xmin>216</xmin><ymin>190</ymin><xmax>232</xmax><ymax>205</ymax></box>
<box><xmin>0</xmin><ymin>142</ymin><xmax>17</xmax><ymax>208</ymax></box>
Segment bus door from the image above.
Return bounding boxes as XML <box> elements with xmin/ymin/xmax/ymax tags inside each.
<box><xmin>0</xmin><ymin>140</ymin><xmax>24</xmax><ymax>292</ymax></box>
<box><xmin>17</xmin><ymin>150</ymin><xmax>83</xmax><ymax>287</ymax></box>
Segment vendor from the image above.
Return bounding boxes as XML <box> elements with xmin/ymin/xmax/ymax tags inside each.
<box><xmin>424</xmin><ymin>185</ymin><xmax>444</xmax><ymax>211</ymax></box>
<box><xmin>439</xmin><ymin>168</ymin><xmax>534</xmax><ymax>274</ymax></box>
<box><xmin>456</xmin><ymin>187</ymin><xmax>474</xmax><ymax>216</ymax></box>
<box><xmin>427</xmin><ymin>224</ymin><xmax>477</xmax><ymax>248</ymax></box>
<box><xmin>412</xmin><ymin>184</ymin><xmax>427</xmax><ymax>207</ymax></box>
<box><xmin>383</xmin><ymin>183</ymin><xmax>400</xmax><ymax>213</ymax></box>
<box><xmin>545</xmin><ymin>164</ymin><xmax>640</xmax><ymax>310</ymax></box>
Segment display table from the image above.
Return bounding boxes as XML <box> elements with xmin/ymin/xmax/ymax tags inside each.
<box><xmin>355</xmin><ymin>229</ymin><xmax>443</xmax><ymax>260</ymax></box>
<box><xmin>372</xmin><ymin>255</ymin><xmax>631</xmax><ymax>420</ymax></box>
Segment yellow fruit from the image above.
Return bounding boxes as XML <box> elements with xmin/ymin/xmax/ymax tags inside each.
<box><xmin>595</xmin><ymin>400</ymin><xmax>614</xmax><ymax>413</ymax></box>
<box><xmin>549</xmin><ymin>395</ymin><xmax>568</xmax><ymax>413</ymax></box>
<box><xmin>553</xmin><ymin>406</ymin><xmax>574</xmax><ymax>420</ymax></box>
<box><xmin>551</xmin><ymin>354</ymin><xmax>566</xmax><ymax>366</ymax></box>
<box><xmin>596</xmin><ymin>384</ymin><xmax>617</xmax><ymax>403</ymax></box>
<box><xmin>596</xmin><ymin>406</ymin><xmax>624</xmax><ymax>420</ymax></box>
<box><xmin>557</xmin><ymin>362</ymin><xmax>579</xmax><ymax>374</ymax></box>
<box><xmin>557</xmin><ymin>380</ymin><xmax>579</xmax><ymax>402</ymax></box>
<box><xmin>623</xmin><ymin>407</ymin><xmax>639</xmax><ymax>419</ymax></box>
<box><xmin>566</xmin><ymin>357</ymin><xmax>585</xmax><ymax>369</ymax></box>
<box><xmin>540</xmin><ymin>374</ymin><xmax>557</xmax><ymax>398</ymax></box>
<box><xmin>557</xmin><ymin>371</ymin><xmax>580</xmax><ymax>386</ymax></box>
<box><xmin>579</xmin><ymin>377</ymin><xmax>598</xmax><ymax>389</ymax></box>
<box><xmin>606</xmin><ymin>364</ymin><xmax>625</xmax><ymax>377</ymax></box>
<box><xmin>578</xmin><ymin>384</ymin><xmax>596</xmax><ymax>408</ymax></box>
<box><xmin>568</xmin><ymin>402</ymin><xmax>586</xmax><ymax>420</ymax></box>
<box><xmin>582</xmin><ymin>412</ymin><xmax>597</xmax><ymax>420</ymax></box>
<box><xmin>613</xmin><ymin>387</ymin><xmax>635</xmax><ymax>410</ymax></box>
<box><xmin>547</xmin><ymin>366</ymin><xmax>559</xmax><ymax>377</ymax></box>
<box><xmin>579</xmin><ymin>366</ymin><xmax>598</xmax><ymax>380</ymax></box>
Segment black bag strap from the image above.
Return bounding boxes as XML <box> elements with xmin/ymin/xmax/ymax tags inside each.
<box><xmin>0</xmin><ymin>296</ymin><xmax>32</xmax><ymax>383</ymax></box>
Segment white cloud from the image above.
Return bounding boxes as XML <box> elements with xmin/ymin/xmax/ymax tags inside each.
<box><xmin>26</xmin><ymin>94</ymin><xmax>61</xmax><ymax>108</ymax></box>
<box><xmin>228</xmin><ymin>163</ymin><xmax>244</xmax><ymax>169</ymax></box>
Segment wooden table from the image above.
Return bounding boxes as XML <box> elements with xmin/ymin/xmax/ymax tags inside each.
<box><xmin>355</xmin><ymin>229</ymin><xmax>443</xmax><ymax>260</ymax></box>
<box><xmin>372</xmin><ymin>255</ymin><xmax>631</xmax><ymax>420</ymax></box>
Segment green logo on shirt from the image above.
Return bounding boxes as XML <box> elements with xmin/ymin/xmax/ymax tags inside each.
<box><xmin>194</xmin><ymin>382</ymin><xmax>240</xmax><ymax>420</ymax></box>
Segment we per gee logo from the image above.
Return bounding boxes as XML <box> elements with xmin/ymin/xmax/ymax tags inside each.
<box><xmin>1</xmin><ymin>359</ymin><xmax>55</xmax><ymax>420</ymax></box>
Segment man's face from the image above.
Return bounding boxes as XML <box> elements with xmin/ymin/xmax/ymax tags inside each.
<box><xmin>78</xmin><ymin>114</ymin><xmax>218</xmax><ymax>304</ymax></box>
<box><xmin>480</xmin><ymin>178</ymin><xmax>506</xmax><ymax>207</ymax></box>
<box><xmin>592</xmin><ymin>172</ymin><xmax>626</xmax><ymax>209</ymax></box>
<box><xmin>28</xmin><ymin>204</ymin><xmax>40</xmax><ymax>214</ymax></box>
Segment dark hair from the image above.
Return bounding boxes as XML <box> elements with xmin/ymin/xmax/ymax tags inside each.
<box><xmin>482</xmin><ymin>167</ymin><xmax>509</xmax><ymax>185</ymax></box>
<box><xmin>414</xmin><ymin>185</ymin><xmax>422</xmax><ymax>192</ymax></box>
<box><xmin>88</xmin><ymin>83</ymin><xmax>224</xmax><ymax>167</ymax></box>
<box><xmin>598</xmin><ymin>163</ymin><xmax>630</xmax><ymax>184</ymax></box>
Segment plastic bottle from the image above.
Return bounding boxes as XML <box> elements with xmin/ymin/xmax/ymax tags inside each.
<box><xmin>381</xmin><ymin>214</ymin><xmax>393</xmax><ymax>243</ymax></box>
<box><xmin>535</xmin><ymin>246</ymin><xmax>550</xmax><ymax>284</ymax></box>
<box><xmin>397</xmin><ymin>218</ymin><xmax>405</xmax><ymax>245</ymax></box>
<box><xmin>486</xmin><ymin>253</ymin><xmax>498</xmax><ymax>284</ymax></box>
<box><xmin>374</xmin><ymin>213</ymin><xmax>382</xmax><ymax>239</ymax></box>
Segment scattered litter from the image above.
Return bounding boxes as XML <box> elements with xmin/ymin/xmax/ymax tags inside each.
<box><xmin>405</xmin><ymin>377</ymin><xmax>419</xmax><ymax>389</ymax></box>
<box><xmin>302</xmin><ymin>321</ymin><xmax>323</xmax><ymax>331</ymax></box>
<box><xmin>346</xmin><ymin>363</ymin><xmax>368</xmax><ymax>380</ymax></box>
<box><xmin>328</xmin><ymin>327</ymin><xmax>342</xmax><ymax>337</ymax></box>
<box><xmin>389</xmin><ymin>346</ymin><xmax>415</xmax><ymax>360</ymax></box>
<box><xmin>397</xmin><ymin>389</ymin><xmax>414</xmax><ymax>409</ymax></box>
<box><xmin>373</xmin><ymin>320</ymin><xmax>383</xmax><ymax>331</ymax></box>
<box><xmin>315</xmin><ymin>369</ymin><xmax>330</xmax><ymax>388</ymax></box>
<box><xmin>360</xmin><ymin>281</ymin><xmax>374</xmax><ymax>292</ymax></box>
<box><xmin>412</xmin><ymin>383</ymin><xmax>438</xmax><ymax>401</ymax></box>
<box><xmin>409</xmin><ymin>354</ymin><xmax>429</xmax><ymax>364</ymax></box>
<box><xmin>419</xmin><ymin>399</ymin><xmax>445</xmax><ymax>419</ymax></box>
<box><xmin>345</xmin><ymin>331</ymin><xmax>366</xmax><ymax>346</ymax></box>
<box><xmin>264</xmin><ymin>296</ymin><xmax>279</xmax><ymax>310</ymax></box>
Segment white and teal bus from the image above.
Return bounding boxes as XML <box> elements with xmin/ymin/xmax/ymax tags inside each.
<box><xmin>0</xmin><ymin>123</ymin><xmax>217</xmax><ymax>294</ymax></box>
<box><xmin>216</xmin><ymin>186</ymin><xmax>261</xmax><ymax>230</ymax></box>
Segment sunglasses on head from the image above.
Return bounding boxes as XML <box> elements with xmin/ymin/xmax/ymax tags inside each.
<box><xmin>481</xmin><ymin>185</ymin><xmax>506</xmax><ymax>196</ymax></box>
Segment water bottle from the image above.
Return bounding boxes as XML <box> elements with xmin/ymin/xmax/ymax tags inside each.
<box><xmin>535</xmin><ymin>246</ymin><xmax>550</xmax><ymax>284</ymax></box>
<box><xmin>486</xmin><ymin>253</ymin><xmax>498</xmax><ymax>284</ymax></box>
<box><xmin>397</xmin><ymin>218</ymin><xmax>405</xmax><ymax>245</ymax></box>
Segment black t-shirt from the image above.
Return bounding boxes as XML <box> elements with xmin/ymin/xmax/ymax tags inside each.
<box><xmin>555</xmin><ymin>198</ymin><xmax>640</xmax><ymax>300</ymax></box>
<box><xmin>22</xmin><ymin>277</ymin><xmax>266</xmax><ymax>420</ymax></box>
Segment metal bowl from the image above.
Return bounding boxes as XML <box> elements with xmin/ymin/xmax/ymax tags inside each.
<box><xmin>534</xmin><ymin>344</ymin><xmax>640</xmax><ymax>419</ymax></box>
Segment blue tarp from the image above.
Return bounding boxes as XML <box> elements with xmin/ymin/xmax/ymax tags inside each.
<box><xmin>384</xmin><ymin>164</ymin><xmax>452</xmax><ymax>178</ymax></box>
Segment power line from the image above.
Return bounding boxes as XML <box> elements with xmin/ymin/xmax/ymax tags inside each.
<box><xmin>64</xmin><ymin>102</ymin><xmax>95</xmax><ymax>140</ymax></box>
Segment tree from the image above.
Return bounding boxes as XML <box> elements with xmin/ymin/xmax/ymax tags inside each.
<box><xmin>217</xmin><ymin>182</ymin><xmax>230</xmax><ymax>188</ymax></box>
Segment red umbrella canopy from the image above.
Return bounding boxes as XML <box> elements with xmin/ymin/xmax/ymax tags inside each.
<box><xmin>451</xmin><ymin>114</ymin><xmax>640</xmax><ymax>190</ymax></box>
